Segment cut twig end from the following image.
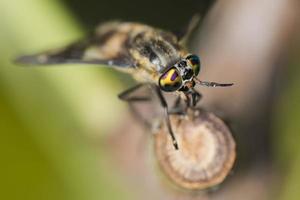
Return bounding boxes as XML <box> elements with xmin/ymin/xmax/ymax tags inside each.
<box><xmin>154</xmin><ymin>108</ymin><xmax>236</xmax><ymax>190</ymax></box>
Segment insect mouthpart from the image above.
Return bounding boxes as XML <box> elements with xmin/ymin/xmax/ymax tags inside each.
<box><xmin>179</xmin><ymin>80</ymin><xmax>195</xmax><ymax>92</ymax></box>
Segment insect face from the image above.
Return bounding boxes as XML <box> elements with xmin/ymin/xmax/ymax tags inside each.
<box><xmin>158</xmin><ymin>55</ymin><xmax>200</xmax><ymax>92</ymax></box>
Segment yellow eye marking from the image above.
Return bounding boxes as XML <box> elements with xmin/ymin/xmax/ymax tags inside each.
<box><xmin>161</xmin><ymin>68</ymin><xmax>181</xmax><ymax>85</ymax></box>
<box><xmin>159</xmin><ymin>68</ymin><xmax>182</xmax><ymax>92</ymax></box>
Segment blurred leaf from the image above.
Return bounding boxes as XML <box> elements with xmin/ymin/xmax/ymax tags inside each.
<box><xmin>274</xmin><ymin>51</ymin><xmax>300</xmax><ymax>200</ymax></box>
<box><xmin>0</xmin><ymin>0</ymin><xmax>131</xmax><ymax>200</ymax></box>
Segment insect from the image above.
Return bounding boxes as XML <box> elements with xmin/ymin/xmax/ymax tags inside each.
<box><xmin>16</xmin><ymin>16</ymin><xmax>233</xmax><ymax>150</ymax></box>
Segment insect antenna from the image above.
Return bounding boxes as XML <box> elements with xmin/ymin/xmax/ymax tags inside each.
<box><xmin>194</xmin><ymin>77</ymin><xmax>234</xmax><ymax>87</ymax></box>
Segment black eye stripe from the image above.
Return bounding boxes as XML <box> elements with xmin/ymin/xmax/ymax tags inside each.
<box><xmin>174</xmin><ymin>81</ymin><xmax>181</xmax><ymax>87</ymax></box>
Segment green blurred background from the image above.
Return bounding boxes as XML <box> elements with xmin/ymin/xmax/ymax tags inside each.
<box><xmin>0</xmin><ymin>0</ymin><xmax>299</xmax><ymax>200</ymax></box>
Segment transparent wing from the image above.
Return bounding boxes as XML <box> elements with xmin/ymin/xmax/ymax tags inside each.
<box><xmin>15</xmin><ymin>22</ymin><xmax>135</xmax><ymax>68</ymax></box>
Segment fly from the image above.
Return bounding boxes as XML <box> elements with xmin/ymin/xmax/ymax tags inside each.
<box><xmin>15</xmin><ymin>16</ymin><xmax>233</xmax><ymax>150</ymax></box>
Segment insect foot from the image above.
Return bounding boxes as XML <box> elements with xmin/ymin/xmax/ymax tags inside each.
<box><xmin>154</xmin><ymin>108</ymin><xmax>236</xmax><ymax>190</ymax></box>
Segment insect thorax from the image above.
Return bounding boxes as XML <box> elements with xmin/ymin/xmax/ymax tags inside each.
<box><xmin>123</xmin><ymin>24</ymin><xmax>188</xmax><ymax>82</ymax></box>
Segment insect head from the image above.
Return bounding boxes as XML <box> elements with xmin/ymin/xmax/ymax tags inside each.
<box><xmin>158</xmin><ymin>55</ymin><xmax>200</xmax><ymax>92</ymax></box>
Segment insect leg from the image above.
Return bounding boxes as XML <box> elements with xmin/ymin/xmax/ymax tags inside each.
<box><xmin>168</xmin><ymin>96</ymin><xmax>185</xmax><ymax>115</ymax></box>
<box><xmin>182</xmin><ymin>89</ymin><xmax>202</xmax><ymax>110</ymax></box>
<box><xmin>173</xmin><ymin>95</ymin><xmax>182</xmax><ymax>108</ymax></box>
<box><xmin>118</xmin><ymin>83</ymin><xmax>152</xmax><ymax>128</ymax></box>
<box><xmin>191</xmin><ymin>88</ymin><xmax>202</xmax><ymax>107</ymax></box>
<box><xmin>184</xmin><ymin>93</ymin><xmax>191</xmax><ymax>108</ymax></box>
<box><xmin>118</xmin><ymin>83</ymin><xmax>151</xmax><ymax>102</ymax></box>
<box><xmin>152</xmin><ymin>85</ymin><xmax>179</xmax><ymax>150</ymax></box>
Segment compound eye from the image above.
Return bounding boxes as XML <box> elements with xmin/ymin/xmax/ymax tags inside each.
<box><xmin>186</xmin><ymin>55</ymin><xmax>201</xmax><ymax>76</ymax></box>
<box><xmin>159</xmin><ymin>67</ymin><xmax>182</xmax><ymax>92</ymax></box>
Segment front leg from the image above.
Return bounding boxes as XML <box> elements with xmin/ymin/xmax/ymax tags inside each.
<box><xmin>168</xmin><ymin>95</ymin><xmax>185</xmax><ymax>115</ymax></box>
<box><xmin>191</xmin><ymin>88</ymin><xmax>202</xmax><ymax>107</ymax></box>
<box><xmin>151</xmin><ymin>85</ymin><xmax>179</xmax><ymax>150</ymax></box>
<box><xmin>183</xmin><ymin>88</ymin><xmax>202</xmax><ymax>108</ymax></box>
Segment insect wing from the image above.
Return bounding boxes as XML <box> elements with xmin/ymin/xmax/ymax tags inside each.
<box><xmin>15</xmin><ymin>22</ymin><xmax>135</xmax><ymax>68</ymax></box>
